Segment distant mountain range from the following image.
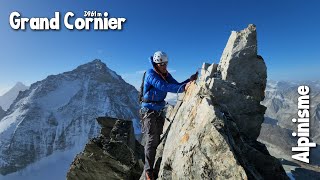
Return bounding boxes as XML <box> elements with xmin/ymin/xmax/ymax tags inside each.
<box><xmin>262</xmin><ymin>80</ymin><xmax>320</xmax><ymax>141</ymax></box>
<box><xmin>258</xmin><ymin>80</ymin><xmax>320</xmax><ymax>177</ymax></box>
<box><xmin>0</xmin><ymin>82</ymin><xmax>28</xmax><ymax>111</ymax></box>
<box><xmin>259</xmin><ymin>80</ymin><xmax>320</xmax><ymax>144</ymax></box>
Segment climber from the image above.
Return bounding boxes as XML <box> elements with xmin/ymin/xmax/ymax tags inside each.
<box><xmin>140</xmin><ymin>51</ymin><xmax>197</xmax><ymax>180</ymax></box>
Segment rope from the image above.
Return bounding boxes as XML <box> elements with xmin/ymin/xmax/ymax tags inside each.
<box><xmin>176</xmin><ymin>83</ymin><xmax>187</xmax><ymax>101</ymax></box>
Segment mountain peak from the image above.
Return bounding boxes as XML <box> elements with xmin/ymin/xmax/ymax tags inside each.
<box><xmin>91</xmin><ymin>59</ymin><xmax>102</xmax><ymax>63</ymax></box>
<box><xmin>64</xmin><ymin>59</ymin><xmax>122</xmax><ymax>82</ymax></box>
<box><xmin>73</xmin><ymin>59</ymin><xmax>106</xmax><ymax>73</ymax></box>
<box><xmin>81</xmin><ymin>59</ymin><xmax>105</xmax><ymax>68</ymax></box>
<box><xmin>0</xmin><ymin>82</ymin><xmax>28</xmax><ymax>111</ymax></box>
<box><xmin>12</xmin><ymin>82</ymin><xmax>27</xmax><ymax>89</ymax></box>
<box><xmin>0</xmin><ymin>59</ymin><xmax>139</xmax><ymax>175</ymax></box>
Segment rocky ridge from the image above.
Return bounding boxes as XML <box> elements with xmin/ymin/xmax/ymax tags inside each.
<box><xmin>69</xmin><ymin>24</ymin><xmax>288</xmax><ymax>179</ymax></box>
<box><xmin>155</xmin><ymin>24</ymin><xmax>286</xmax><ymax>179</ymax></box>
<box><xmin>67</xmin><ymin>117</ymin><xmax>144</xmax><ymax>180</ymax></box>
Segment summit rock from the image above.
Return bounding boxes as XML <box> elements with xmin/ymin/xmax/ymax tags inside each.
<box><xmin>218</xmin><ymin>24</ymin><xmax>267</xmax><ymax>101</ymax></box>
<box><xmin>156</xmin><ymin>24</ymin><xmax>286</xmax><ymax>179</ymax></box>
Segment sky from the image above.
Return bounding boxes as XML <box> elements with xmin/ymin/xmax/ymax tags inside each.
<box><xmin>0</xmin><ymin>0</ymin><xmax>319</xmax><ymax>95</ymax></box>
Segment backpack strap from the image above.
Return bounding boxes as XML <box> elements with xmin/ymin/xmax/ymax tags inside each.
<box><xmin>139</xmin><ymin>72</ymin><xmax>146</xmax><ymax>103</ymax></box>
<box><xmin>140</xmin><ymin>70</ymin><xmax>167</xmax><ymax>104</ymax></box>
<box><xmin>139</xmin><ymin>71</ymin><xmax>154</xmax><ymax>103</ymax></box>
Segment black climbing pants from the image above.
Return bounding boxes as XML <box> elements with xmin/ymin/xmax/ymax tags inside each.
<box><xmin>140</xmin><ymin>108</ymin><xmax>165</xmax><ymax>174</ymax></box>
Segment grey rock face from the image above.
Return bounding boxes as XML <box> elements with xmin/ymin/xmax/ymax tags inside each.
<box><xmin>207</xmin><ymin>78</ymin><xmax>266</xmax><ymax>140</ymax></box>
<box><xmin>218</xmin><ymin>24</ymin><xmax>267</xmax><ymax>101</ymax></box>
<box><xmin>0</xmin><ymin>107</ymin><xmax>5</xmax><ymax>120</ymax></box>
<box><xmin>152</xmin><ymin>25</ymin><xmax>287</xmax><ymax>179</ymax></box>
<box><xmin>67</xmin><ymin>117</ymin><xmax>144</xmax><ymax>180</ymax></box>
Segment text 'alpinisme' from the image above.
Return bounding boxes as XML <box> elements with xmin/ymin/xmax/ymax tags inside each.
<box><xmin>291</xmin><ymin>86</ymin><xmax>316</xmax><ymax>163</ymax></box>
<box><xmin>9</xmin><ymin>11</ymin><xmax>126</xmax><ymax>31</ymax></box>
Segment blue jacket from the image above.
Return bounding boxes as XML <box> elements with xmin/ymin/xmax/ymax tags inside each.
<box><xmin>141</xmin><ymin>68</ymin><xmax>190</xmax><ymax>111</ymax></box>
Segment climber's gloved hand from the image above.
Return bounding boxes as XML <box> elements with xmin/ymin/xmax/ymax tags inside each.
<box><xmin>189</xmin><ymin>71</ymin><xmax>198</xmax><ymax>81</ymax></box>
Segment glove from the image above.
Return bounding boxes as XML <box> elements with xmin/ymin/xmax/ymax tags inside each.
<box><xmin>189</xmin><ymin>71</ymin><xmax>198</xmax><ymax>81</ymax></box>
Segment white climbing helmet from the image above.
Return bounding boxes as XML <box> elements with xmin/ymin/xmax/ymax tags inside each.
<box><xmin>153</xmin><ymin>51</ymin><xmax>168</xmax><ymax>64</ymax></box>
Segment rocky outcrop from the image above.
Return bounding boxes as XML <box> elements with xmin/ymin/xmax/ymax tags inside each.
<box><xmin>218</xmin><ymin>24</ymin><xmax>267</xmax><ymax>102</ymax></box>
<box><xmin>67</xmin><ymin>117</ymin><xmax>144</xmax><ymax>180</ymax></box>
<box><xmin>155</xmin><ymin>24</ymin><xmax>287</xmax><ymax>179</ymax></box>
<box><xmin>69</xmin><ymin>24</ymin><xmax>288</xmax><ymax>180</ymax></box>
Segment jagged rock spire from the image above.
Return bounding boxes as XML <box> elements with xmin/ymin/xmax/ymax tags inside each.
<box><xmin>156</xmin><ymin>25</ymin><xmax>287</xmax><ymax>179</ymax></box>
<box><xmin>218</xmin><ymin>24</ymin><xmax>267</xmax><ymax>101</ymax></box>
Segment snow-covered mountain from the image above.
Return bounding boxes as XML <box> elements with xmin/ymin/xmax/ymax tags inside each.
<box><xmin>0</xmin><ymin>59</ymin><xmax>139</xmax><ymax>178</ymax></box>
<box><xmin>0</xmin><ymin>82</ymin><xmax>28</xmax><ymax>111</ymax></box>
